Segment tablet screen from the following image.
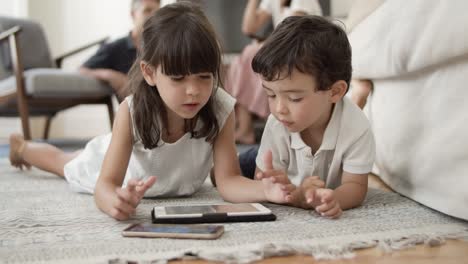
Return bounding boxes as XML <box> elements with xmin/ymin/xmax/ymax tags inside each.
<box><xmin>165</xmin><ymin>204</ymin><xmax>259</xmax><ymax>215</ymax></box>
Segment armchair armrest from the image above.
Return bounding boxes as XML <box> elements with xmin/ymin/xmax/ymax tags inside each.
<box><xmin>54</xmin><ymin>36</ymin><xmax>108</xmax><ymax>68</ymax></box>
<box><xmin>0</xmin><ymin>26</ymin><xmax>21</xmax><ymax>42</ymax></box>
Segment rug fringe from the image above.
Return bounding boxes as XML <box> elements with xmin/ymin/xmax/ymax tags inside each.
<box><xmin>194</xmin><ymin>228</ymin><xmax>468</xmax><ymax>263</ymax></box>
<box><xmin>377</xmin><ymin>230</ymin><xmax>468</xmax><ymax>252</ymax></box>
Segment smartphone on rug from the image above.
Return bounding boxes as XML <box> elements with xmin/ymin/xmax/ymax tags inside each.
<box><xmin>122</xmin><ymin>223</ymin><xmax>224</xmax><ymax>239</ymax></box>
<box><xmin>152</xmin><ymin>203</ymin><xmax>276</xmax><ymax>224</ymax></box>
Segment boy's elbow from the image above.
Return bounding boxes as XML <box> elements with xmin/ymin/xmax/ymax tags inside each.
<box><xmin>351</xmin><ymin>189</ymin><xmax>368</xmax><ymax>208</ymax></box>
<box><xmin>354</xmin><ymin>195</ymin><xmax>366</xmax><ymax>207</ymax></box>
<box><xmin>339</xmin><ymin>188</ymin><xmax>367</xmax><ymax>210</ymax></box>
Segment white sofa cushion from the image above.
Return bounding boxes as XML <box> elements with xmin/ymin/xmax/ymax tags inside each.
<box><xmin>349</xmin><ymin>0</ymin><xmax>468</xmax><ymax>220</ymax></box>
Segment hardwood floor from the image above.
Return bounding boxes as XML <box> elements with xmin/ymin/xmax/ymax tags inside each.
<box><xmin>171</xmin><ymin>175</ymin><xmax>468</xmax><ymax>264</ymax></box>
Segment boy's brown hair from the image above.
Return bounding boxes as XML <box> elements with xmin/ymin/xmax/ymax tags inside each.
<box><xmin>252</xmin><ymin>15</ymin><xmax>352</xmax><ymax>92</ymax></box>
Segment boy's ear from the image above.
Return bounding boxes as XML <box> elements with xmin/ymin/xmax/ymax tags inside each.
<box><xmin>329</xmin><ymin>80</ymin><xmax>348</xmax><ymax>103</ymax></box>
<box><xmin>140</xmin><ymin>61</ymin><xmax>156</xmax><ymax>86</ymax></box>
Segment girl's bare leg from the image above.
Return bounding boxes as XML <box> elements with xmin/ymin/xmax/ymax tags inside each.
<box><xmin>234</xmin><ymin>104</ymin><xmax>255</xmax><ymax>145</ymax></box>
<box><xmin>9</xmin><ymin>133</ymin><xmax>82</xmax><ymax>177</ymax></box>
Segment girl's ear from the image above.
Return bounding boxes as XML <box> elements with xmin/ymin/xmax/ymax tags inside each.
<box><xmin>140</xmin><ymin>61</ymin><xmax>157</xmax><ymax>86</ymax></box>
<box><xmin>329</xmin><ymin>80</ymin><xmax>348</xmax><ymax>103</ymax></box>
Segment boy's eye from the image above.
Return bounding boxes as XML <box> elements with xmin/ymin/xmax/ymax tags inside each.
<box><xmin>289</xmin><ymin>97</ymin><xmax>303</xmax><ymax>102</ymax></box>
<box><xmin>266</xmin><ymin>94</ymin><xmax>276</xmax><ymax>98</ymax></box>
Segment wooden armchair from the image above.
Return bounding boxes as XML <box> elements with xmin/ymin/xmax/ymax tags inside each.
<box><xmin>0</xmin><ymin>16</ymin><xmax>114</xmax><ymax>140</ymax></box>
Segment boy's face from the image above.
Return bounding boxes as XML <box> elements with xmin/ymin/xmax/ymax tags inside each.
<box><xmin>262</xmin><ymin>69</ymin><xmax>336</xmax><ymax>134</ymax></box>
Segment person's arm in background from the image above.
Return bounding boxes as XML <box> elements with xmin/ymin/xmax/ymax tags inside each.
<box><xmin>79</xmin><ymin>67</ymin><xmax>128</xmax><ymax>99</ymax></box>
<box><xmin>78</xmin><ymin>41</ymin><xmax>129</xmax><ymax>100</ymax></box>
<box><xmin>242</xmin><ymin>0</ymin><xmax>272</xmax><ymax>36</ymax></box>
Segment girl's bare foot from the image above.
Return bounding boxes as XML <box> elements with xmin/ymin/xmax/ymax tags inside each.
<box><xmin>9</xmin><ymin>133</ymin><xmax>31</xmax><ymax>170</ymax></box>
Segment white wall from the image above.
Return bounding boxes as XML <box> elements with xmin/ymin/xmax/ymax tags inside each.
<box><xmin>0</xmin><ymin>0</ymin><xmax>133</xmax><ymax>139</ymax></box>
<box><xmin>331</xmin><ymin>0</ymin><xmax>354</xmax><ymax>18</ymax></box>
<box><xmin>0</xmin><ymin>0</ymin><xmax>28</xmax><ymax>17</ymax></box>
<box><xmin>28</xmin><ymin>0</ymin><xmax>132</xmax><ymax>66</ymax></box>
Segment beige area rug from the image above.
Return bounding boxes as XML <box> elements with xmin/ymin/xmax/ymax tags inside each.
<box><xmin>0</xmin><ymin>158</ymin><xmax>467</xmax><ymax>264</ymax></box>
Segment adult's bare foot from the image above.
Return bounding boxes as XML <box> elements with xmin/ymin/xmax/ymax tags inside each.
<box><xmin>9</xmin><ymin>133</ymin><xmax>31</xmax><ymax>170</ymax></box>
<box><xmin>351</xmin><ymin>79</ymin><xmax>373</xmax><ymax>109</ymax></box>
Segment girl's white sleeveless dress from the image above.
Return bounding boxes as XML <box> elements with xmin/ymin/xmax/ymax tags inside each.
<box><xmin>63</xmin><ymin>88</ymin><xmax>235</xmax><ymax>197</ymax></box>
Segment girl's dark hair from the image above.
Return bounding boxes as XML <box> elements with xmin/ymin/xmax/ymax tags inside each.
<box><xmin>252</xmin><ymin>15</ymin><xmax>352</xmax><ymax>92</ymax></box>
<box><xmin>126</xmin><ymin>2</ymin><xmax>222</xmax><ymax>149</ymax></box>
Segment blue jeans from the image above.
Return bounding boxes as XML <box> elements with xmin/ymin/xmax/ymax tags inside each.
<box><xmin>239</xmin><ymin>146</ymin><xmax>259</xmax><ymax>179</ymax></box>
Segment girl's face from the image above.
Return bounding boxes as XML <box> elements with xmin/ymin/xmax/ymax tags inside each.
<box><xmin>143</xmin><ymin>64</ymin><xmax>214</xmax><ymax>120</ymax></box>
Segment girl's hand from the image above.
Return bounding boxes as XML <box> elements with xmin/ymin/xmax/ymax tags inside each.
<box><xmin>256</xmin><ymin>150</ymin><xmax>291</xmax><ymax>185</ymax></box>
<box><xmin>262</xmin><ymin>177</ymin><xmax>296</xmax><ymax>204</ymax></box>
<box><xmin>110</xmin><ymin>176</ymin><xmax>157</xmax><ymax>220</ymax></box>
<box><xmin>313</xmin><ymin>188</ymin><xmax>342</xmax><ymax>219</ymax></box>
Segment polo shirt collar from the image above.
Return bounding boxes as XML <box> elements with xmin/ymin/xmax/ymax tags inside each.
<box><xmin>290</xmin><ymin>100</ymin><xmax>343</xmax><ymax>151</ymax></box>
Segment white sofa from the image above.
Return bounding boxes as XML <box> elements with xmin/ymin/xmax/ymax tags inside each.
<box><xmin>349</xmin><ymin>0</ymin><xmax>468</xmax><ymax>220</ymax></box>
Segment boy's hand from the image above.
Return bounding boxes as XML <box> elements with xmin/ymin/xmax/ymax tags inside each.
<box><xmin>111</xmin><ymin>176</ymin><xmax>157</xmax><ymax>220</ymax></box>
<box><xmin>256</xmin><ymin>150</ymin><xmax>291</xmax><ymax>185</ymax></box>
<box><xmin>302</xmin><ymin>176</ymin><xmax>325</xmax><ymax>189</ymax></box>
<box><xmin>312</xmin><ymin>188</ymin><xmax>342</xmax><ymax>219</ymax></box>
<box><xmin>262</xmin><ymin>177</ymin><xmax>296</xmax><ymax>204</ymax></box>
<box><xmin>284</xmin><ymin>176</ymin><xmax>325</xmax><ymax>208</ymax></box>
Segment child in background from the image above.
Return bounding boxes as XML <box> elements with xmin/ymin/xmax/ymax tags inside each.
<box><xmin>251</xmin><ymin>15</ymin><xmax>376</xmax><ymax>218</ymax></box>
<box><xmin>225</xmin><ymin>0</ymin><xmax>322</xmax><ymax>144</ymax></box>
<box><xmin>9</xmin><ymin>2</ymin><xmax>292</xmax><ymax>220</ymax></box>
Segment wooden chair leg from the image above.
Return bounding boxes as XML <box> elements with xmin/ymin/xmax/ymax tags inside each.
<box><xmin>17</xmin><ymin>98</ymin><xmax>32</xmax><ymax>140</ymax></box>
<box><xmin>43</xmin><ymin>115</ymin><xmax>54</xmax><ymax>140</ymax></box>
<box><xmin>106</xmin><ymin>97</ymin><xmax>114</xmax><ymax>129</ymax></box>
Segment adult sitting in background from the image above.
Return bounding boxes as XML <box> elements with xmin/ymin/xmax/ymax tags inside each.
<box><xmin>224</xmin><ymin>0</ymin><xmax>322</xmax><ymax>144</ymax></box>
<box><xmin>79</xmin><ymin>0</ymin><xmax>160</xmax><ymax>101</ymax></box>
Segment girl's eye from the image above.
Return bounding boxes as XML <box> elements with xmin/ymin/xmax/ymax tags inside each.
<box><xmin>199</xmin><ymin>75</ymin><xmax>212</xmax><ymax>80</ymax></box>
<box><xmin>170</xmin><ymin>76</ymin><xmax>184</xmax><ymax>81</ymax></box>
<box><xmin>266</xmin><ymin>94</ymin><xmax>276</xmax><ymax>98</ymax></box>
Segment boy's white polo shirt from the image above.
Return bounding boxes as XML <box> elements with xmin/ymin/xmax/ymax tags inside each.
<box><xmin>256</xmin><ymin>97</ymin><xmax>375</xmax><ymax>189</ymax></box>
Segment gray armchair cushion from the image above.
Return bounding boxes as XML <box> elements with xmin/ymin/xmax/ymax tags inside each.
<box><xmin>0</xmin><ymin>16</ymin><xmax>54</xmax><ymax>71</ymax></box>
<box><xmin>0</xmin><ymin>68</ymin><xmax>112</xmax><ymax>98</ymax></box>
<box><xmin>0</xmin><ymin>59</ymin><xmax>7</xmax><ymax>80</ymax></box>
